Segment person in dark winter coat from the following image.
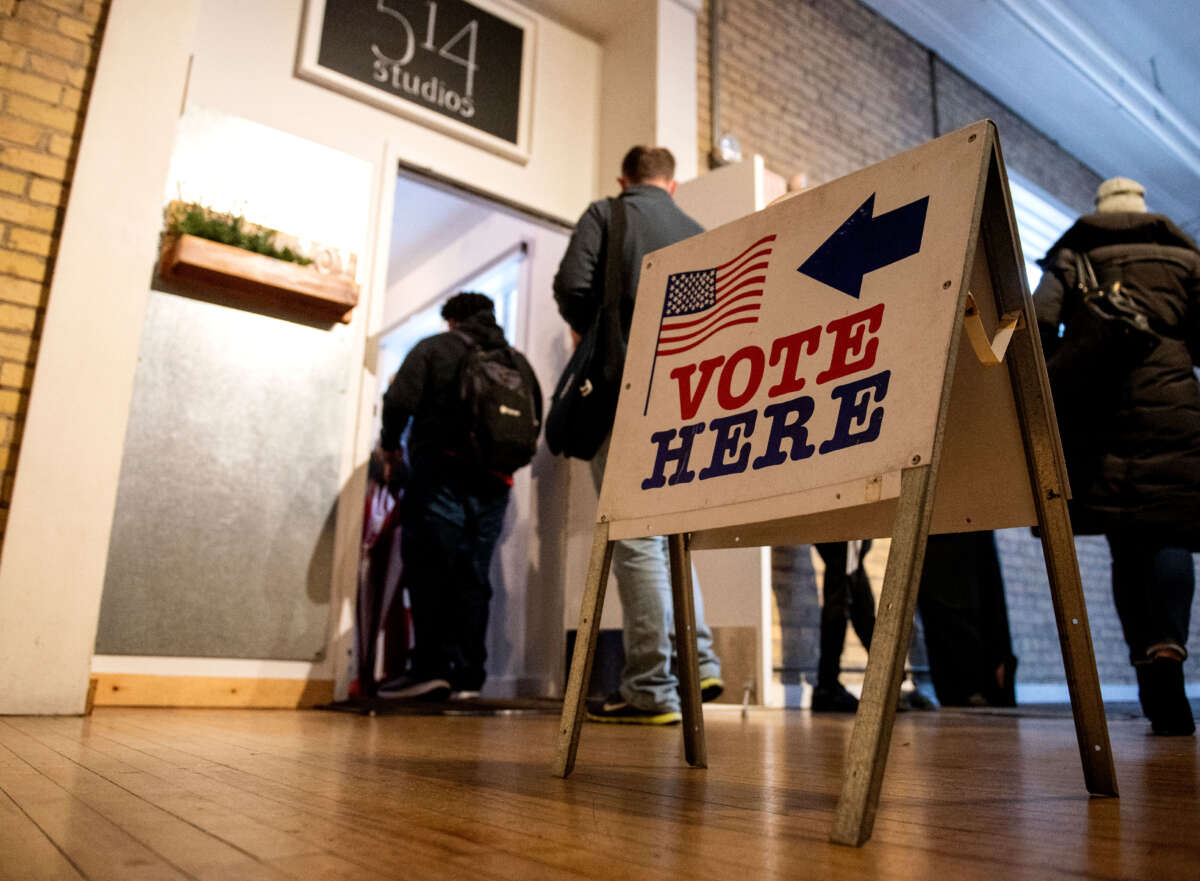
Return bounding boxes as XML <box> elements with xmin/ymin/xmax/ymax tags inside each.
<box><xmin>378</xmin><ymin>292</ymin><xmax>541</xmax><ymax>701</ymax></box>
<box><xmin>1034</xmin><ymin>177</ymin><xmax>1199</xmax><ymax>736</ymax></box>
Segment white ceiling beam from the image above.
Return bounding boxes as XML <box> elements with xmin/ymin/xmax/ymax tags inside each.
<box><xmin>993</xmin><ymin>0</ymin><xmax>1200</xmax><ymax>177</ymax></box>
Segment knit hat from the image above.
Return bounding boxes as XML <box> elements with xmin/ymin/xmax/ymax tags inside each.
<box><xmin>1095</xmin><ymin>177</ymin><xmax>1147</xmax><ymax>213</ymax></box>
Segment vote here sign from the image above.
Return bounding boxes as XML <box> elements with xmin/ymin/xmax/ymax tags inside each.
<box><xmin>599</xmin><ymin>124</ymin><xmax>1002</xmax><ymax>541</ymax></box>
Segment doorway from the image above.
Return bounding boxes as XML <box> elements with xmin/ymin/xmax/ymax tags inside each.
<box><xmin>358</xmin><ymin>168</ymin><xmax>575</xmax><ymax>699</ymax></box>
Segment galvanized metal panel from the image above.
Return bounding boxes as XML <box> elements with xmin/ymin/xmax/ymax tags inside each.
<box><xmin>97</xmin><ymin>289</ymin><xmax>349</xmax><ymax>660</ymax></box>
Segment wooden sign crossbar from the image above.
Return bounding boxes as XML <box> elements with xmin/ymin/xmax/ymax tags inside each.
<box><xmin>552</xmin><ymin>121</ymin><xmax>1116</xmax><ymax>848</ymax></box>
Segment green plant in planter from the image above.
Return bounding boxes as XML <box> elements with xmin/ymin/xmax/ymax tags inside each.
<box><xmin>167</xmin><ymin>202</ymin><xmax>313</xmax><ymax>266</ymax></box>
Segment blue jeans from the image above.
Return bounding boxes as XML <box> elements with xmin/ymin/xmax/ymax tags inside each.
<box><xmin>1107</xmin><ymin>533</ymin><xmax>1194</xmax><ymax>663</ymax></box>
<box><xmin>401</xmin><ymin>468</ymin><xmax>510</xmax><ymax>691</ymax></box>
<box><xmin>591</xmin><ymin>441</ymin><xmax>721</xmax><ymax>713</ymax></box>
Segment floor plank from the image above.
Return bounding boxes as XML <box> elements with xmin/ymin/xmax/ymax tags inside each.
<box><xmin>0</xmin><ymin>784</ymin><xmax>87</xmax><ymax>881</ymax></box>
<box><xmin>0</xmin><ymin>730</ymin><xmax>192</xmax><ymax>881</ymax></box>
<box><xmin>0</xmin><ymin>720</ymin><xmax>291</xmax><ymax>881</ymax></box>
<box><xmin>1</xmin><ymin>705</ymin><xmax>1195</xmax><ymax>881</ymax></box>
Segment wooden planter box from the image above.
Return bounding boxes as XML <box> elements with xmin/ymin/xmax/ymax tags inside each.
<box><xmin>159</xmin><ymin>234</ymin><xmax>359</xmax><ymax>324</ymax></box>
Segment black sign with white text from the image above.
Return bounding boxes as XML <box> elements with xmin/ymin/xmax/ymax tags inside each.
<box><xmin>316</xmin><ymin>0</ymin><xmax>525</xmax><ymax>145</ymax></box>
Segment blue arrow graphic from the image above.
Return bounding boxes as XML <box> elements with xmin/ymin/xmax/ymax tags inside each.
<box><xmin>797</xmin><ymin>193</ymin><xmax>930</xmax><ymax>298</ymax></box>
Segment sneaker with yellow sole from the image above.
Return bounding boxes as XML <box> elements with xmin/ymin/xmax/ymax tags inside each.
<box><xmin>699</xmin><ymin>676</ymin><xmax>724</xmax><ymax>702</ymax></box>
<box><xmin>586</xmin><ymin>693</ymin><xmax>681</xmax><ymax>725</ymax></box>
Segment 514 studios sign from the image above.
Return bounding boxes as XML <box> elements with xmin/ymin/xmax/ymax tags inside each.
<box><xmin>299</xmin><ymin>0</ymin><xmax>536</xmax><ymax>162</ymax></box>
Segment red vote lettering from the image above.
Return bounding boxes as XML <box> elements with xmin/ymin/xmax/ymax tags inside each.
<box><xmin>716</xmin><ymin>346</ymin><xmax>766</xmax><ymax>411</ymax></box>
<box><xmin>767</xmin><ymin>325</ymin><xmax>821</xmax><ymax>397</ymax></box>
<box><xmin>670</xmin><ymin>356</ymin><xmax>725</xmax><ymax>421</ymax></box>
<box><xmin>816</xmin><ymin>303</ymin><xmax>884</xmax><ymax>385</ymax></box>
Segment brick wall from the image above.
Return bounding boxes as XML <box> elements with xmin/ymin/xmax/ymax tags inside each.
<box><xmin>0</xmin><ymin>0</ymin><xmax>108</xmax><ymax>548</ymax></box>
<box><xmin>697</xmin><ymin>0</ymin><xmax>1098</xmax><ymax>204</ymax></box>
<box><xmin>698</xmin><ymin>0</ymin><xmax>1198</xmax><ymax>694</ymax></box>
<box><xmin>698</xmin><ymin>0</ymin><xmax>932</xmax><ymax>187</ymax></box>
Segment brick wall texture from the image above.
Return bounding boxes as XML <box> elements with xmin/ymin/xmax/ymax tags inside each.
<box><xmin>0</xmin><ymin>0</ymin><xmax>108</xmax><ymax>548</ymax></box>
<box><xmin>701</xmin><ymin>0</ymin><xmax>1199</xmax><ymax>692</ymax></box>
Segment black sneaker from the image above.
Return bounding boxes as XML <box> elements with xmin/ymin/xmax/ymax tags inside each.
<box><xmin>811</xmin><ymin>682</ymin><xmax>859</xmax><ymax>713</ymax></box>
<box><xmin>587</xmin><ymin>693</ymin><xmax>681</xmax><ymax>725</ymax></box>
<box><xmin>699</xmin><ymin>676</ymin><xmax>725</xmax><ymax>702</ymax></box>
<box><xmin>376</xmin><ymin>677</ymin><xmax>451</xmax><ymax>701</ymax></box>
<box><xmin>1137</xmin><ymin>657</ymin><xmax>1196</xmax><ymax>736</ymax></box>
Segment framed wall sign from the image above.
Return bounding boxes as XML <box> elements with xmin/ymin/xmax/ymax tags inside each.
<box><xmin>298</xmin><ymin>0</ymin><xmax>536</xmax><ymax>164</ymax></box>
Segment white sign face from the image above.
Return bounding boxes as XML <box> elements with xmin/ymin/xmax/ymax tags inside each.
<box><xmin>599</xmin><ymin>124</ymin><xmax>994</xmax><ymax>540</ymax></box>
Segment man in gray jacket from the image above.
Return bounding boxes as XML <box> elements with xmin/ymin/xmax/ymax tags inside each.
<box><xmin>553</xmin><ymin>146</ymin><xmax>723</xmax><ymax>724</ymax></box>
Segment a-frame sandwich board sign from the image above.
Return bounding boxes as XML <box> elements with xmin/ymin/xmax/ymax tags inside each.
<box><xmin>551</xmin><ymin>120</ymin><xmax>1117</xmax><ymax>847</ymax></box>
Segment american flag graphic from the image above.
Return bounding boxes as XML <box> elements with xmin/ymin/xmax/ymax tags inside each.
<box><xmin>656</xmin><ymin>234</ymin><xmax>776</xmax><ymax>357</ymax></box>
<box><xmin>642</xmin><ymin>234</ymin><xmax>776</xmax><ymax>414</ymax></box>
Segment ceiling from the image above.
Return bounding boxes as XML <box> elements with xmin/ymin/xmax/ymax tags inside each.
<box><xmin>860</xmin><ymin>0</ymin><xmax>1200</xmax><ymax>234</ymax></box>
<box><xmin>522</xmin><ymin>0</ymin><xmax>1200</xmax><ymax>236</ymax></box>
<box><xmin>387</xmin><ymin>175</ymin><xmax>489</xmax><ymax>289</ymax></box>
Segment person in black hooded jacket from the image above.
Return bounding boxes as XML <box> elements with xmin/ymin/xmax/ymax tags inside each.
<box><xmin>1034</xmin><ymin>177</ymin><xmax>1199</xmax><ymax>736</ymax></box>
<box><xmin>378</xmin><ymin>292</ymin><xmax>541</xmax><ymax>701</ymax></box>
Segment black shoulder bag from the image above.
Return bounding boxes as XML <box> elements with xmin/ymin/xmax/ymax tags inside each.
<box><xmin>1043</xmin><ymin>250</ymin><xmax>1161</xmax><ymax>535</ymax></box>
<box><xmin>544</xmin><ymin>197</ymin><xmax>628</xmax><ymax>460</ymax></box>
<box><xmin>1046</xmin><ymin>250</ymin><xmax>1159</xmax><ymax>393</ymax></box>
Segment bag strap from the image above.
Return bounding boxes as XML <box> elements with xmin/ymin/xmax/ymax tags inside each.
<box><xmin>1074</xmin><ymin>250</ymin><xmax>1100</xmax><ymax>294</ymax></box>
<box><xmin>602</xmin><ymin>196</ymin><xmax>627</xmax><ymax>315</ymax></box>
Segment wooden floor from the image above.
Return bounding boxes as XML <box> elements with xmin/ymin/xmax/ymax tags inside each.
<box><xmin>1</xmin><ymin>703</ymin><xmax>1196</xmax><ymax>880</ymax></box>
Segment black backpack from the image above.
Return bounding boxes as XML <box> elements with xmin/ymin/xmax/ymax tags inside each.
<box><xmin>455</xmin><ymin>332</ymin><xmax>540</xmax><ymax>473</ymax></box>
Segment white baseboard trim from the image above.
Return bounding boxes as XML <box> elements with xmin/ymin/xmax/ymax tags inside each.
<box><xmin>1017</xmin><ymin>682</ymin><xmax>1200</xmax><ymax>704</ymax></box>
<box><xmin>90</xmin><ymin>654</ymin><xmax>325</xmax><ymax>679</ymax></box>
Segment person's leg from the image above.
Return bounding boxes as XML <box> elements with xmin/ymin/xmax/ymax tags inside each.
<box><xmin>378</xmin><ymin>520</ymin><xmax>410</xmax><ymax>685</ymax></box>
<box><xmin>847</xmin><ymin>545</ymin><xmax>876</xmax><ymax>651</ymax></box>
<box><xmin>390</xmin><ymin>481</ymin><xmax>465</xmax><ymax>696</ymax></box>
<box><xmin>1144</xmin><ymin>545</ymin><xmax>1193</xmax><ymax>661</ymax></box>
<box><xmin>355</xmin><ymin>542</ymin><xmax>384</xmax><ymax>696</ymax></box>
<box><xmin>917</xmin><ymin>534</ymin><xmax>988</xmax><ymax>706</ymax></box>
<box><xmin>973</xmin><ymin>531</ymin><xmax>1017</xmax><ymax>707</ymax></box>
<box><xmin>814</xmin><ymin>542</ymin><xmax>850</xmax><ymax>690</ymax></box>
<box><xmin>453</xmin><ymin>484</ymin><xmax>510</xmax><ymax>694</ymax></box>
<box><xmin>609</xmin><ymin>533</ymin><xmax>680</xmax><ymax>711</ymax></box>
<box><xmin>903</xmin><ymin>608</ymin><xmax>940</xmax><ymax>710</ymax></box>
<box><xmin>589</xmin><ymin>443</ymin><xmax>719</xmax><ymax>716</ymax></box>
<box><xmin>690</xmin><ymin>567</ymin><xmax>723</xmax><ymax>695</ymax></box>
<box><xmin>1107</xmin><ymin>533</ymin><xmax>1185</xmax><ymax>662</ymax></box>
<box><xmin>1108</xmin><ymin>533</ymin><xmax>1194</xmax><ymax>735</ymax></box>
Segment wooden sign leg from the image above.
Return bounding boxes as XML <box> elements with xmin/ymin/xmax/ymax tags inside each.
<box><xmin>1005</xmin><ymin>328</ymin><xmax>1118</xmax><ymax>797</ymax></box>
<box><xmin>977</xmin><ymin>152</ymin><xmax>1117</xmax><ymax>797</ymax></box>
<box><xmin>553</xmin><ymin>519</ymin><xmax>614</xmax><ymax>779</ymax></box>
<box><xmin>831</xmin><ymin>465</ymin><xmax>936</xmax><ymax>846</ymax></box>
<box><xmin>668</xmin><ymin>533</ymin><xmax>707</xmax><ymax>768</ymax></box>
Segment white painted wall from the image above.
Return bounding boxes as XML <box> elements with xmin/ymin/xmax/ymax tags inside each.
<box><xmin>0</xmin><ymin>0</ymin><xmax>202</xmax><ymax>715</ymax></box>
<box><xmin>657</xmin><ymin>0</ymin><xmax>700</xmax><ymax>182</ymax></box>
<box><xmin>596</xmin><ymin>0</ymin><xmax>700</xmax><ymax>188</ymax></box>
<box><xmin>598</xmin><ymin>2</ymin><xmax>657</xmax><ymax>196</ymax></box>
